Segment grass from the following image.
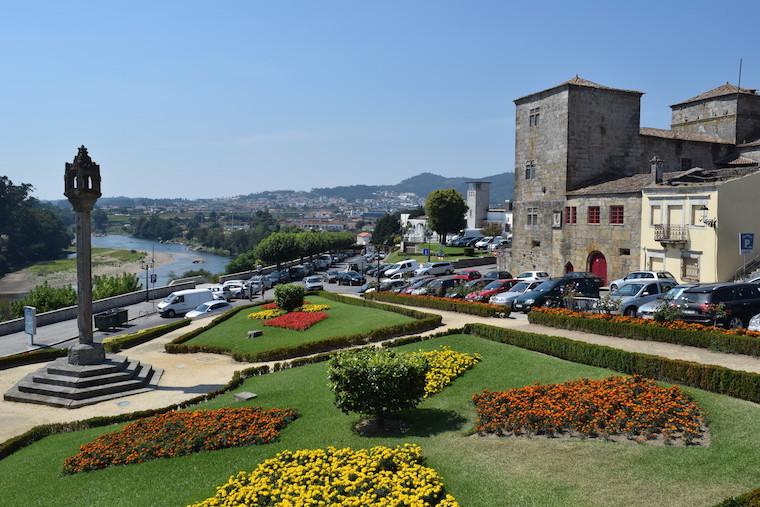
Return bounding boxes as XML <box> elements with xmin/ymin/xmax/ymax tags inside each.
<box><xmin>3</xmin><ymin>334</ymin><xmax>760</xmax><ymax>506</ymax></box>
<box><xmin>26</xmin><ymin>248</ymin><xmax>146</xmax><ymax>276</ymax></box>
<box><xmin>183</xmin><ymin>295</ymin><xmax>415</xmax><ymax>356</ymax></box>
<box><xmin>385</xmin><ymin>244</ymin><xmax>491</xmax><ymax>264</ymax></box>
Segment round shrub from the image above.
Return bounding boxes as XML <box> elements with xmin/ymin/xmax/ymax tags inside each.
<box><xmin>274</xmin><ymin>284</ymin><xmax>305</xmax><ymax>312</ymax></box>
<box><xmin>328</xmin><ymin>348</ymin><xmax>428</xmax><ymax>426</ymax></box>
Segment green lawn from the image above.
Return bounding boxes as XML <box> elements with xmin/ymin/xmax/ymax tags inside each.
<box><xmin>3</xmin><ymin>334</ymin><xmax>760</xmax><ymax>506</ymax></box>
<box><xmin>26</xmin><ymin>248</ymin><xmax>146</xmax><ymax>276</ymax></box>
<box><xmin>183</xmin><ymin>295</ymin><xmax>415</xmax><ymax>356</ymax></box>
<box><xmin>384</xmin><ymin>243</ymin><xmax>491</xmax><ymax>264</ymax></box>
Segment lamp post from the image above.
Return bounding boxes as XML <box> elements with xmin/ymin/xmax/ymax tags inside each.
<box><xmin>699</xmin><ymin>205</ymin><xmax>717</xmax><ymax>228</ymax></box>
<box><xmin>64</xmin><ymin>146</ymin><xmax>104</xmax><ymax>366</ymax></box>
<box><xmin>140</xmin><ymin>257</ymin><xmax>154</xmax><ymax>302</ymax></box>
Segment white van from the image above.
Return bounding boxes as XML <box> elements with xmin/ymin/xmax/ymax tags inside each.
<box><xmin>384</xmin><ymin>259</ymin><xmax>419</xmax><ymax>277</ymax></box>
<box><xmin>157</xmin><ymin>289</ymin><xmax>215</xmax><ymax>317</ymax></box>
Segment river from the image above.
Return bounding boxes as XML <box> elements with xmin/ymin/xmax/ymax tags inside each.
<box><xmin>91</xmin><ymin>235</ymin><xmax>232</xmax><ymax>287</ymax></box>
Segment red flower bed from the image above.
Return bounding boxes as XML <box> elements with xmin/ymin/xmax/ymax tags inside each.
<box><xmin>474</xmin><ymin>375</ymin><xmax>704</xmax><ymax>444</ymax></box>
<box><xmin>263</xmin><ymin>311</ymin><xmax>328</xmax><ymax>330</ymax></box>
<box><xmin>63</xmin><ymin>407</ymin><xmax>298</xmax><ymax>474</ymax></box>
<box><xmin>261</xmin><ymin>300</ymin><xmax>312</xmax><ymax>310</ymax></box>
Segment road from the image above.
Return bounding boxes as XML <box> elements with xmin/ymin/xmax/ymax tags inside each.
<box><xmin>0</xmin><ymin>256</ymin><xmax>497</xmax><ymax>358</ymax></box>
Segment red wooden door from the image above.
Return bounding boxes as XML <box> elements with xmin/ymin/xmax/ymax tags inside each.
<box><xmin>564</xmin><ymin>262</ymin><xmax>574</xmax><ymax>274</ymax></box>
<box><xmin>588</xmin><ymin>252</ymin><xmax>607</xmax><ymax>285</ymax></box>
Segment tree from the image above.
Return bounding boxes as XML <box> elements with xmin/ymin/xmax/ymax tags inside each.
<box><xmin>92</xmin><ymin>207</ymin><xmax>109</xmax><ymax>233</ymax></box>
<box><xmin>328</xmin><ymin>348</ymin><xmax>428</xmax><ymax>428</ymax></box>
<box><xmin>92</xmin><ymin>273</ymin><xmax>141</xmax><ymax>300</ymax></box>
<box><xmin>425</xmin><ymin>189</ymin><xmax>468</xmax><ymax>241</ymax></box>
<box><xmin>372</xmin><ymin>213</ymin><xmax>400</xmax><ymax>246</ymax></box>
<box><xmin>274</xmin><ymin>284</ymin><xmax>305</xmax><ymax>311</ymax></box>
<box><xmin>254</xmin><ymin>232</ymin><xmax>303</xmax><ymax>267</ymax></box>
<box><xmin>479</xmin><ymin>223</ymin><xmax>503</xmax><ymax>237</ymax></box>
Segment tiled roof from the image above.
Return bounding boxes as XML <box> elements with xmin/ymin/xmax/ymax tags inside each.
<box><xmin>640</xmin><ymin>127</ymin><xmax>733</xmax><ymax>144</ymax></box>
<box><xmin>566</xmin><ymin>174</ymin><xmax>654</xmax><ymax>196</ymax></box>
<box><xmin>514</xmin><ymin>76</ymin><xmax>643</xmax><ymax>103</ymax></box>
<box><xmin>739</xmin><ymin>138</ymin><xmax>760</xmax><ymax>148</ymax></box>
<box><xmin>671</xmin><ymin>82</ymin><xmax>758</xmax><ymax>107</ymax></box>
<box><xmin>718</xmin><ymin>156</ymin><xmax>759</xmax><ymax>167</ymax></box>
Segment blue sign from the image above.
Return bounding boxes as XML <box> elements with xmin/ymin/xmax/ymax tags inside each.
<box><xmin>740</xmin><ymin>233</ymin><xmax>755</xmax><ymax>255</ymax></box>
<box><xmin>422</xmin><ymin>248</ymin><xmax>430</xmax><ymax>256</ymax></box>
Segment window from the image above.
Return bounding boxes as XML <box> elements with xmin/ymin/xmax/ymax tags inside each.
<box><xmin>667</xmin><ymin>205</ymin><xmax>683</xmax><ymax>226</ymax></box>
<box><xmin>681</xmin><ymin>158</ymin><xmax>693</xmax><ymax>170</ymax></box>
<box><xmin>619</xmin><ymin>248</ymin><xmax>631</xmax><ymax>256</ymax></box>
<box><xmin>531</xmin><ymin>240</ymin><xmax>541</xmax><ymax>248</ymax></box>
<box><xmin>609</xmin><ymin>205</ymin><xmax>624</xmax><ymax>225</ymax></box>
<box><xmin>691</xmin><ymin>204</ymin><xmax>705</xmax><ymax>226</ymax></box>
<box><xmin>529</xmin><ymin>107</ymin><xmax>540</xmax><ymax>127</ymax></box>
<box><xmin>650</xmin><ymin>205</ymin><xmax>662</xmax><ymax>225</ymax></box>
<box><xmin>525</xmin><ymin>160</ymin><xmax>536</xmax><ymax>180</ymax></box>
<box><xmin>527</xmin><ymin>207</ymin><xmax>539</xmax><ymax>226</ymax></box>
<box><xmin>564</xmin><ymin>206</ymin><xmax>577</xmax><ymax>224</ymax></box>
<box><xmin>587</xmin><ymin>206</ymin><xmax>600</xmax><ymax>224</ymax></box>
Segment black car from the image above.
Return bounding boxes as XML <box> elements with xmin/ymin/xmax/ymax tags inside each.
<box><xmin>336</xmin><ymin>271</ymin><xmax>366</xmax><ymax>286</ymax></box>
<box><xmin>325</xmin><ymin>270</ymin><xmax>342</xmax><ymax>283</ymax></box>
<box><xmin>483</xmin><ymin>270</ymin><xmax>513</xmax><ymax>280</ymax></box>
<box><xmin>512</xmin><ymin>275</ymin><xmax>601</xmax><ymax>313</ymax></box>
<box><xmin>288</xmin><ymin>265</ymin><xmax>306</xmax><ymax>281</ymax></box>
<box><xmin>677</xmin><ymin>283</ymin><xmax>760</xmax><ymax>328</ymax></box>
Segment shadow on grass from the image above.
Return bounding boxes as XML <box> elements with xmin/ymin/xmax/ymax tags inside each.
<box><xmin>402</xmin><ymin>408</ymin><xmax>467</xmax><ymax>437</ymax></box>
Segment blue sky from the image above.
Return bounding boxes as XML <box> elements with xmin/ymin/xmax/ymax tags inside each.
<box><xmin>1</xmin><ymin>0</ymin><xmax>758</xmax><ymax>200</ymax></box>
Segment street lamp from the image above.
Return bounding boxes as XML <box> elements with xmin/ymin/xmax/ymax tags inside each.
<box><xmin>698</xmin><ymin>205</ymin><xmax>717</xmax><ymax>228</ymax></box>
<box><xmin>140</xmin><ymin>257</ymin><xmax>154</xmax><ymax>302</ymax></box>
<box><xmin>425</xmin><ymin>229</ymin><xmax>433</xmax><ymax>263</ymax></box>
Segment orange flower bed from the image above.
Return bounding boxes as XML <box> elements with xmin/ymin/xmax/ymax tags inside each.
<box><xmin>473</xmin><ymin>375</ymin><xmax>704</xmax><ymax>444</ymax></box>
<box><xmin>263</xmin><ymin>311</ymin><xmax>328</xmax><ymax>330</ymax></box>
<box><xmin>63</xmin><ymin>407</ymin><xmax>298</xmax><ymax>474</ymax></box>
<box><xmin>534</xmin><ymin>306</ymin><xmax>760</xmax><ymax>338</ymax></box>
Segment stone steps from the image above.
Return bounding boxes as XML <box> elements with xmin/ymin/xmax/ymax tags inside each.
<box><xmin>32</xmin><ymin>361</ymin><xmax>142</xmax><ymax>388</ymax></box>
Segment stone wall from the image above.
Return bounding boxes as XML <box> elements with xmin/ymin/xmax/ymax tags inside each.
<box><xmin>640</xmin><ymin>135</ymin><xmax>732</xmax><ymax>172</ymax></box>
<box><xmin>737</xmin><ymin>94</ymin><xmax>760</xmax><ymax>146</ymax></box>
<box><xmin>671</xmin><ymin>95</ymin><xmax>738</xmax><ymax>143</ymax></box>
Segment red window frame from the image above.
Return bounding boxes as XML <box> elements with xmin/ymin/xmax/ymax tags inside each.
<box><xmin>587</xmin><ymin>206</ymin><xmax>600</xmax><ymax>224</ymax></box>
<box><xmin>564</xmin><ymin>206</ymin><xmax>577</xmax><ymax>224</ymax></box>
<box><xmin>610</xmin><ymin>205</ymin><xmax>624</xmax><ymax>225</ymax></box>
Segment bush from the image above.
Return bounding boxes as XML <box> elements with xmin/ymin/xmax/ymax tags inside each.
<box><xmin>364</xmin><ymin>291</ymin><xmax>510</xmax><ymax>318</ymax></box>
<box><xmin>0</xmin><ymin>348</ymin><xmax>67</xmax><ymax>371</ymax></box>
<box><xmin>328</xmin><ymin>348</ymin><xmax>428</xmax><ymax>425</ymax></box>
<box><xmin>274</xmin><ymin>284</ymin><xmax>305</xmax><ymax>312</ymax></box>
<box><xmin>10</xmin><ymin>283</ymin><xmax>76</xmax><ymax>318</ymax></box>
<box><xmin>463</xmin><ymin>246</ymin><xmax>475</xmax><ymax>256</ymax></box>
<box><xmin>714</xmin><ymin>488</ymin><xmax>760</xmax><ymax>506</ymax></box>
<box><xmin>92</xmin><ymin>273</ymin><xmax>141</xmax><ymax>300</ymax></box>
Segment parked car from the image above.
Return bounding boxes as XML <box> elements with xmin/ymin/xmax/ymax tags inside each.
<box><xmin>366</xmin><ymin>263</ymin><xmax>393</xmax><ymax>278</ymax></box>
<box><xmin>157</xmin><ymin>289</ymin><xmax>215</xmax><ymax>318</ymax></box>
<box><xmin>289</xmin><ymin>265</ymin><xmax>307</xmax><ymax>281</ymax></box>
<box><xmin>221</xmin><ymin>280</ymin><xmax>248</xmax><ymax>299</ymax></box>
<box><xmin>401</xmin><ymin>276</ymin><xmax>436</xmax><ymax>295</ymax></box>
<box><xmin>474</xmin><ymin>236</ymin><xmax>494</xmax><ymax>249</ymax></box>
<box><xmin>609</xmin><ymin>271</ymin><xmax>677</xmax><ymax>293</ymax></box>
<box><xmin>513</xmin><ymin>275</ymin><xmax>601</xmax><ymax>313</ymax></box>
<box><xmin>488</xmin><ymin>237</ymin><xmax>509</xmax><ymax>251</ymax></box>
<box><xmin>336</xmin><ymin>271</ymin><xmax>366</xmax><ymax>286</ymax></box>
<box><xmin>749</xmin><ymin>312</ymin><xmax>760</xmax><ymax>332</ymax></box>
<box><xmin>303</xmin><ymin>275</ymin><xmax>324</xmax><ymax>291</ymax></box>
<box><xmin>384</xmin><ymin>259</ymin><xmax>419</xmax><ymax>277</ymax></box>
<box><xmin>268</xmin><ymin>269</ymin><xmax>290</xmax><ymax>285</ymax></box>
<box><xmin>414</xmin><ymin>261</ymin><xmax>455</xmax><ymax>277</ymax></box>
<box><xmin>465</xmin><ymin>279</ymin><xmax>518</xmax><ymax>302</ymax></box>
<box><xmin>489</xmin><ymin>281</ymin><xmax>542</xmax><ymax>306</ymax></box>
<box><xmin>676</xmin><ymin>283</ymin><xmax>760</xmax><ymax>328</ymax></box>
<box><xmin>482</xmin><ymin>270</ymin><xmax>513</xmax><ymax>280</ymax></box>
<box><xmin>377</xmin><ymin>279</ymin><xmax>410</xmax><ymax>293</ymax></box>
<box><xmin>636</xmin><ymin>284</ymin><xmax>701</xmax><ymax>319</ymax></box>
<box><xmin>457</xmin><ymin>269</ymin><xmax>482</xmax><ymax>281</ymax></box>
<box><xmin>414</xmin><ymin>275</ymin><xmax>468</xmax><ymax>297</ymax></box>
<box><xmin>445</xmin><ymin>279</ymin><xmax>490</xmax><ymax>299</ymax></box>
<box><xmin>611</xmin><ymin>279</ymin><xmax>678</xmax><ymax>316</ymax></box>
<box><xmin>325</xmin><ymin>270</ymin><xmax>343</xmax><ymax>283</ymax></box>
<box><xmin>248</xmin><ymin>274</ymin><xmax>273</xmax><ymax>290</ymax></box>
<box><xmin>209</xmin><ymin>284</ymin><xmax>232</xmax><ymax>300</ymax></box>
<box><xmin>515</xmin><ymin>271</ymin><xmax>551</xmax><ymax>282</ymax></box>
<box><xmin>185</xmin><ymin>300</ymin><xmax>232</xmax><ymax>320</ymax></box>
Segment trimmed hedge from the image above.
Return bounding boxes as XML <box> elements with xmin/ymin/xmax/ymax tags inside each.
<box><xmin>165</xmin><ymin>293</ymin><xmax>443</xmax><ymax>362</ymax></box>
<box><xmin>103</xmin><ymin>319</ymin><xmax>192</xmax><ymax>353</ymax></box>
<box><xmin>529</xmin><ymin>310</ymin><xmax>760</xmax><ymax>357</ymax></box>
<box><xmin>364</xmin><ymin>291</ymin><xmax>510</xmax><ymax>318</ymax></box>
<box><xmin>0</xmin><ymin>348</ymin><xmax>67</xmax><ymax>371</ymax></box>
<box><xmin>714</xmin><ymin>488</ymin><xmax>760</xmax><ymax>506</ymax></box>
<box><xmin>465</xmin><ymin>323</ymin><xmax>760</xmax><ymax>404</ymax></box>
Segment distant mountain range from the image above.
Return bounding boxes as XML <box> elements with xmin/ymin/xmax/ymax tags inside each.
<box><xmin>311</xmin><ymin>171</ymin><xmax>515</xmax><ymax>205</ymax></box>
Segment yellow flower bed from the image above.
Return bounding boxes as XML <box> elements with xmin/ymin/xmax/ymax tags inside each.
<box><xmin>246</xmin><ymin>309</ymin><xmax>284</xmax><ymax>320</ymax></box>
<box><xmin>300</xmin><ymin>303</ymin><xmax>331</xmax><ymax>313</ymax></box>
<box><xmin>190</xmin><ymin>444</ymin><xmax>459</xmax><ymax>507</ymax></box>
<box><xmin>415</xmin><ymin>347</ymin><xmax>481</xmax><ymax>397</ymax></box>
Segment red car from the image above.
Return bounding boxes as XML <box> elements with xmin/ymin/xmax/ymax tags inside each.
<box><xmin>458</xmin><ymin>269</ymin><xmax>482</xmax><ymax>281</ymax></box>
<box><xmin>465</xmin><ymin>279</ymin><xmax>518</xmax><ymax>302</ymax></box>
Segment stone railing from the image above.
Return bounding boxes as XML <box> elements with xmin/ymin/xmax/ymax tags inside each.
<box><xmin>654</xmin><ymin>224</ymin><xmax>688</xmax><ymax>243</ymax></box>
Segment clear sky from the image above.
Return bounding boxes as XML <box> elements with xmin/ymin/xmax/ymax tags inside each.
<box><xmin>1</xmin><ymin>0</ymin><xmax>758</xmax><ymax>200</ymax></box>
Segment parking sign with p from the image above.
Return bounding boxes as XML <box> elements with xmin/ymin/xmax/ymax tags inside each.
<box><xmin>740</xmin><ymin>233</ymin><xmax>755</xmax><ymax>255</ymax></box>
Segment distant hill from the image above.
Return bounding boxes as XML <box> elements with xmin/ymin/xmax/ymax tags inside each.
<box><xmin>311</xmin><ymin>171</ymin><xmax>514</xmax><ymax>205</ymax></box>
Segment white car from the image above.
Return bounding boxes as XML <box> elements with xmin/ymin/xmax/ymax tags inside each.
<box><xmin>380</xmin><ymin>272</ymin><xmax>409</xmax><ymax>284</ymax></box>
<box><xmin>474</xmin><ymin>236</ymin><xmax>494</xmax><ymax>249</ymax></box>
<box><xmin>487</xmin><ymin>237</ymin><xmax>507</xmax><ymax>251</ymax></box>
<box><xmin>609</xmin><ymin>271</ymin><xmax>677</xmax><ymax>293</ymax></box>
<box><xmin>515</xmin><ymin>271</ymin><xmax>551</xmax><ymax>282</ymax></box>
<box><xmin>384</xmin><ymin>259</ymin><xmax>419</xmax><ymax>278</ymax></box>
<box><xmin>222</xmin><ymin>280</ymin><xmax>248</xmax><ymax>298</ymax></box>
<box><xmin>414</xmin><ymin>262</ymin><xmax>455</xmax><ymax>277</ymax></box>
<box><xmin>489</xmin><ymin>281</ymin><xmax>541</xmax><ymax>306</ymax></box>
<box><xmin>185</xmin><ymin>300</ymin><xmax>231</xmax><ymax>320</ymax></box>
<box><xmin>749</xmin><ymin>312</ymin><xmax>760</xmax><ymax>332</ymax></box>
<box><xmin>303</xmin><ymin>275</ymin><xmax>324</xmax><ymax>291</ymax></box>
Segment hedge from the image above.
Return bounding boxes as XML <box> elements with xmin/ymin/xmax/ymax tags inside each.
<box><xmin>465</xmin><ymin>323</ymin><xmax>760</xmax><ymax>404</ymax></box>
<box><xmin>364</xmin><ymin>291</ymin><xmax>511</xmax><ymax>318</ymax></box>
<box><xmin>529</xmin><ymin>310</ymin><xmax>760</xmax><ymax>357</ymax></box>
<box><xmin>0</xmin><ymin>348</ymin><xmax>67</xmax><ymax>371</ymax></box>
<box><xmin>165</xmin><ymin>292</ymin><xmax>443</xmax><ymax>362</ymax></box>
<box><xmin>714</xmin><ymin>488</ymin><xmax>760</xmax><ymax>506</ymax></box>
<box><xmin>102</xmin><ymin>319</ymin><xmax>192</xmax><ymax>353</ymax></box>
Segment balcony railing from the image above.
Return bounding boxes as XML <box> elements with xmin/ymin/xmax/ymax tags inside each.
<box><xmin>654</xmin><ymin>224</ymin><xmax>688</xmax><ymax>243</ymax></box>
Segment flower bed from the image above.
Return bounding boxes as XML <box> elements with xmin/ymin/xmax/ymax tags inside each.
<box><xmin>63</xmin><ymin>407</ymin><xmax>298</xmax><ymax>474</ymax></box>
<box><xmin>301</xmin><ymin>303</ymin><xmax>330</xmax><ymax>312</ymax></box>
<box><xmin>530</xmin><ymin>307</ymin><xmax>760</xmax><ymax>357</ymax></box>
<box><xmin>189</xmin><ymin>444</ymin><xmax>459</xmax><ymax>507</ymax></box>
<box><xmin>247</xmin><ymin>308</ymin><xmax>285</xmax><ymax>320</ymax></box>
<box><xmin>263</xmin><ymin>311</ymin><xmax>328</xmax><ymax>330</ymax></box>
<box><xmin>365</xmin><ymin>291</ymin><xmax>510</xmax><ymax>317</ymax></box>
<box><xmin>415</xmin><ymin>346</ymin><xmax>480</xmax><ymax>397</ymax></box>
<box><xmin>261</xmin><ymin>300</ymin><xmax>313</xmax><ymax>310</ymax></box>
<box><xmin>473</xmin><ymin>375</ymin><xmax>704</xmax><ymax>445</ymax></box>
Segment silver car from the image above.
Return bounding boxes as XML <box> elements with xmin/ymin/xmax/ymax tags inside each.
<box><xmin>489</xmin><ymin>281</ymin><xmax>541</xmax><ymax>306</ymax></box>
<box><xmin>636</xmin><ymin>284</ymin><xmax>700</xmax><ymax>319</ymax></box>
<box><xmin>613</xmin><ymin>279</ymin><xmax>677</xmax><ymax>317</ymax></box>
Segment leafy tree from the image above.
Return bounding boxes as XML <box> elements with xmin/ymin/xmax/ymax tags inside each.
<box><xmin>10</xmin><ymin>283</ymin><xmax>77</xmax><ymax>317</ymax></box>
<box><xmin>226</xmin><ymin>250</ymin><xmax>259</xmax><ymax>274</ymax></box>
<box><xmin>479</xmin><ymin>223</ymin><xmax>503</xmax><ymax>237</ymax></box>
<box><xmin>92</xmin><ymin>273</ymin><xmax>141</xmax><ymax>300</ymax></box>
<box><xmin>425</xmin><ymin>189</ymin><xmax>467</xmax><ymax>241</ymax></box>
<box><xmin>92</xmin><ymin>207</ymin><xmax>109</xmax><ymax>233</ymax></box>
<box><xmin>274</xmin><ymin>283</ymin><xmax>305</xmax><ymax>312</ymax></box>
<box><xmin>132</xmin><ymin>215</ymin><xmax>180</xmax><ymax>241</ymax></box>
<box><xmin>255</xmin><ymin>232</ymin><xmax>303</xmax><ymax>267</ymax></box>
<box><xmin>328</xmin><ymin>348</ymin><xmax>428</xmax><ymax>427</ymax></box>
<box><xmin>372</xmin><ymin>213</ymin><xmax>400</xmax><ymax>246</ymax></box>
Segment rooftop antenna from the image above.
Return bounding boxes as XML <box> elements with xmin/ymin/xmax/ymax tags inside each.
<box><xmin>738</xmin><ymin>57</ymin><xmax>743</xmax><ymax>90</ymax></box>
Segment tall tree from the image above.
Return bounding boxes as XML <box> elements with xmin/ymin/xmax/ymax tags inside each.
<box><xmin>254</xmin><ymin>232</ymin><xmax>303</xmax><ymax>267</ymax></box>
<box><xmin>425</xmin><ymin>188</ymin><xmax>468</xmax><ymax>241</ymax></box>
<box><xmin>372</xmin><ymin>213</ymin><xmax>400</xmax><ymax>246</ymax></box>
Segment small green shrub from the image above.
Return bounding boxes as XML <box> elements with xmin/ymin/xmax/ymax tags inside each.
<box><xmin>463</xmin><ymin>246</ymin><xmax>475</xmax><ymax>256</ymax></box>
<box><xmin>328</xmin><ymin>348</ymin><xmax>428</xmax><ymax>425</ymax></box>
<box><xmin>274</xmin><ymin>284</ymin><xmax>305</xmax><ymax>312</ymax></box>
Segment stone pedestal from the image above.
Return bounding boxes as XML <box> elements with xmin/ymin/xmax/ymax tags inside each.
<box><xmin>68</xmin><ymin>342</ymin><xmax>106</xmax><ymax>365</ymax></box>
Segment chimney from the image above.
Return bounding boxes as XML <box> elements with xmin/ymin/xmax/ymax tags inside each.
<box><xmin>650</xmin><ymin>156</ymin><xmax>664</xmax><ymax>184</ymax></box>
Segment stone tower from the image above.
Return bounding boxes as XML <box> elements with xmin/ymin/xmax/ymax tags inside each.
<box><xmin>466</xmin><ymin>181</ymin><xmax>490</xmax><ymax>229</ymax></box>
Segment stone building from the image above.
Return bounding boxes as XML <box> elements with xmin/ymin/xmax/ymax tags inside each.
<box><xmin>506</xmin><ymin>77</ymin><xmax>760</xmax><ymax>284</ymax></box>
<box><xmin>466</xmin><ymin>181</ymin><xmax>491</xmax><ymax>229</ymax></box>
